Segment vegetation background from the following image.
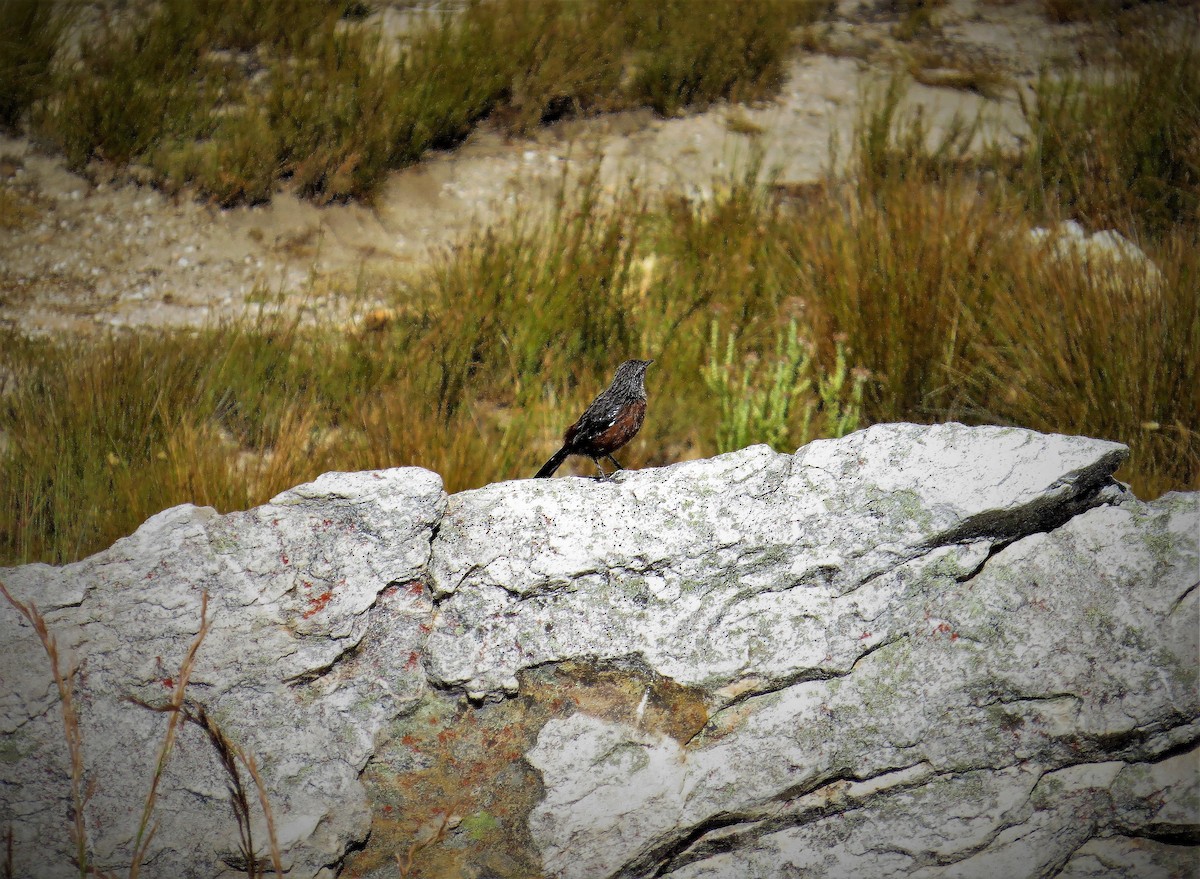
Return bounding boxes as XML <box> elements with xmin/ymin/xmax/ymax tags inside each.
<box><xmin>0</xmin><ymin>0</ymin><xmax>1196</xmax><ymax>567</ymax></box>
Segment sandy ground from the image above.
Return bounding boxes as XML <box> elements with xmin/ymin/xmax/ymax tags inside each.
<box><xmin>0</xmin><ymin>0</ymin><xmax>1083</xmax><ymax>335</ymax></box>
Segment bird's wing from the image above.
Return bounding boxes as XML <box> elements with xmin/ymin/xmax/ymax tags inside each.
<box><xmin>565</xmin><ymin>393</ymin><xmax>621</xmax><ymax>444</ymax></box>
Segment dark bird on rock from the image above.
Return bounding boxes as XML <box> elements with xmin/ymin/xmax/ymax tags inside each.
<box><xmin>534</xmin><ymin>359</ymin><xmax>653</xmax><ymax>480</ymax></box>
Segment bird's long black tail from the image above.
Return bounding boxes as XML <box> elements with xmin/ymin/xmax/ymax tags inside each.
<box><xmin>535</xmin><ymin>446</ymin><xmax>570</xmax><ymax>478</ymax></box>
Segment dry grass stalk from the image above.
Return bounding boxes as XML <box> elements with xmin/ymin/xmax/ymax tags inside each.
<box><xmin>0</xmin><ymin>579</ymin><xmax>91</xmax><ymax>878</ymax></box>
<box><xmin>127</xmin><ymin>592</ymin><xmax>210</xmax><ymax>879</ymax></box>
<box><xmin>128</xmin><ymin>695</ymin><xmax>283</xmax><ymax>877</ymax></box>
<box><xmin>242</xmin><ymin>752</ymin><xmax>284</xmax><ymax>878</ymax></box>
<box><xmin>180</xmin><ymin>701</ymin><xmax>282</xmax><ymax>878</ymax></box>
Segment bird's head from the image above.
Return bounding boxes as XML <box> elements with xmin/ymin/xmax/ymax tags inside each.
<box><xmin>614</xmin><ymin>359</ymin><xmax>653</xmax><ymax>393</ymax></box>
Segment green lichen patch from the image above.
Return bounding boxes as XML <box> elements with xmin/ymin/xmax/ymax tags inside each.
<box><xmin>346</xmin><ymin>692</ymin><xmax>543</xmax><ymax>878</ymax></box>
<box><xmin>345</xmin><ymin>657</ymin><xmax>710</xmax><ymax>877</ymax></box>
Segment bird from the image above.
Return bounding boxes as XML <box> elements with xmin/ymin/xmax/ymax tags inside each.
<box><xmin>534</xmin><ymin>359</ymin><xmax>653</xmax><ymax>479</ymax></box>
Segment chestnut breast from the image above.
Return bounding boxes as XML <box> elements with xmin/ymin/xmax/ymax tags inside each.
<box><xmin>568</xmin><ymin>398</ymin><xmax>646</xmax><ymax>457</ymax></box>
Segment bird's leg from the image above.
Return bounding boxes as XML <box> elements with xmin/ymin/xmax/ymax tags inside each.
<box><xmin>591</xmin><ymin>458</ymin><xmax>609</xmax><ymax>481</ymax></box>
<box><xmin>605</xmin><ymin>454</ymin><xmax>624</xmax><ymax>470</ymax></box>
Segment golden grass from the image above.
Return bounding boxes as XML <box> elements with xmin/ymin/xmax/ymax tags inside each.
<box><xmin>4</xmin><ymin>158</ymin><xmax>1194</xmax><ymax>567</ymax></box>
<box><xmin>2</xmin><ymin>20</ymin><xmax>1197</xmax><ymax>566</ymax></box>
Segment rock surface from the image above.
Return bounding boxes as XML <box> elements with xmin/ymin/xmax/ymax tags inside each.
<box><xmin>1</xmin><ymin>469</ymin><xmax>444</xmax><ymax>878</ymax></box>
<box><xmin>1</xmin><ymin>424</ymin><xmax>1196</xmax><ymax>878</ymax></box>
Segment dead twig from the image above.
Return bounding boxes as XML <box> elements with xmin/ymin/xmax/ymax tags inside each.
<box><xmin>395</xmin><ymin>808</ymin><xmax>455</xmax><ymax>879</ymax></box>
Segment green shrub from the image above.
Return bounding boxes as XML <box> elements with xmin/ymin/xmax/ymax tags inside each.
<box><xmin>703</xmin><ymin>320</ymin><xmax>865</xmax><ymax>453</ymax></box>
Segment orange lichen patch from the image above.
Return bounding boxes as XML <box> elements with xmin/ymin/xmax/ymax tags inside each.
<box><xmin>343</xmin><ymin>659</ymin><xmax>711</xmax><ymax>878</ymax></box>
<box><xmin>302</xmin><ymin>589</ymin><xmax>334</xmax><ymax>619</ymax></box>
<box><xmin>344</xmin><ymin>695</ymin><xmax>544</xmax><ymax>878</ymax></box>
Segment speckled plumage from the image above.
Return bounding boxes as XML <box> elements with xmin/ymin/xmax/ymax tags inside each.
<box><xmin>534</xmin><ymin>359</ymin><xmax>652</xmax><ymax>479</ymax></box>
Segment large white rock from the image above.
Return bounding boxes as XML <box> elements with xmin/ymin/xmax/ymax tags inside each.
<box><xmin>2</xmin><ymin>424</ymin><xmax>1196</xmax><ymax>879</ymax></box>
<box><xmin>523</xmin><ymin>492</ymin><xmax>1198</xmax><ymax>878</ymax></box>
<box><xmin>1</xmin><ymin>468</ymin><xmax>445</xmax><ymax>878</ymax></box>
<box><xmin>428</xmin><ymin>424</ymin><xmax>1130</xmax><ymax>698</ymax></box>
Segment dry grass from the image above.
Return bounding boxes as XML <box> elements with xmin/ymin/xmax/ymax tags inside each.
<box><xmin>2</xmin><ymin>19</ymin><xmax>1197</xmax><ymax>566</ymax></box>
<box><xmin>18</xmin><ymin>0</ymin><xmax>811</xmax><ymax>205</ymax></box>
<box><xmin>4</xmin><ymin>161</ymin><xmax>1195</xmax><ymax>567</ymax></box>
<box><xmin>0</xmin><ymin>585</ymin><xmax>283</xmax><ymax>876</ymax></box>
<box><xmin>957</xmin><ymin>230</ymin><xmax>1199</xmax><ymax>501</ymax></box>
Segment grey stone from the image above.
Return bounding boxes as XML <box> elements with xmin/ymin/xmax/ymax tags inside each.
<box><xmin>1</xmin><ymin>468</ymin><xmax>444</xmax><ymax>879</ymax></box>
<box><xmin>3</xmin><ymin>424</ymin><xmax>1196</xmax><ymax>879</ymax></box>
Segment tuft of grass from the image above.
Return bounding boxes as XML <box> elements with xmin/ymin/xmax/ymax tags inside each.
<box><xmin>38</xmin><ymin>7</ymin><xmax>232</xmax><ymax>171</ymax></box>
<box><xmin>623</xmin><ymin>0</ymin><xmax>802</xmax><ymax>116</ymax></box>
<box><xmin>725</xmin><ymin>110</ymin><xmax>768</xmax><ymax>137</ymax></box>
<box><xmin>890</xmin><ymin>0</ymin><xmax>947</xmax><ymax>43</ymax></box>
<box><xmin>0</xmin><ymin>0</ymin><xmax>73</xmax><ymax>132</ymax></box>
<box><xmin>126</xmin><ymin>595</ymin><xmax>214</xmax><ymax>879</ymax></box>
<box><xmin>851</xmin><ymin>74</ymin><xmax>982</xmax><ymax>192</ymax></box>
<box><xmin>1038</xmin><ymin>0</ymin><xmax>1140</xmax><ymax>24</ymax></box>
<box><xmin>0</xmin><ymin>162</ymin><xmax>44</xmax><ymax>232</ymax></box>
<box><xmin>1014</xmin><ymin>24</ymin><xmax>1200</xmax><ymax>239</ymax></box>
<box><xmin>29</xmin><ymin>0</ymin><xmax>809</xmax><ymax>204</ymax></box>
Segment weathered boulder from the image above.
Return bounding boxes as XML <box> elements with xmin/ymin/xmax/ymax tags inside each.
<box><xmin>1</xmin><ymin>424</ymin><xmax>1196</xmax><ymax>878</ymax></box>
<box><xmin>1</xmin><ymin>469</ymin><xmax>445</xmax><ymax>878</ymax></box>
